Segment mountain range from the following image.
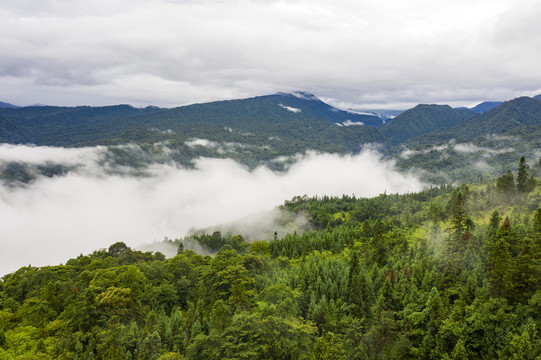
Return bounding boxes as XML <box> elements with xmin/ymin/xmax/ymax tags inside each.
<box><xmin>0</xmin><ymin>92</ymin><xmax>382</xmax><ymax>146</ymax></box>
<box><xmin>2</xmin><ymin>91</ymin><xmax>541</xmax><ymax>183</ymax></box>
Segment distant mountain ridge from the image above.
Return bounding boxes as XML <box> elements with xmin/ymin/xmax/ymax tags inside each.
<box><xmin>3</xmin><ymin>91</ymin><xmax>541</xmax><ymax>184</ymax></box>
<box><xmin>394</xmin><ymin>96</ymin><xmax>541</xmax><ymax>145</ymax></box>
<box><xmin>379</xmin><ymin>104</ymin><xmax>476</xmax><ymax>145</ymax></box>
<box><xmin>0</xmin><ymin>101</ymin><xmax>18</xmax><ymax>109</ymax></box>
<box><xmin>449</xmin><ymin>96</ymin><xmax>541</xmax><ymax>139</ymax></box>
<box><xmin>0</xmin><ymin>105</ymin><xmax>163</xmax><ymax>145</ymax></box>
<box><xmin>2</xmin><ymin>91</ymin><xmax>541</xmax><ymax>157</ymax></box>
<box><xmin>0</xmin><ymin>92</ymin><xmax>384</xmax><ymax>154</ymax></box>
<box><xmin>470</xmin><ymin>101</ymin><xmax>503</xmax><ymax>114</ymax></box>
<box><xmin>130</xmin><ymin>92</ymin><xmax>384</xmax><ymax>129</ymax></box>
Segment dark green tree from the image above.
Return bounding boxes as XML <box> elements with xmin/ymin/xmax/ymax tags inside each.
<box><xmin>447</xmin><ymin>191</ymin><xmax>474</xmax><ymax>256</ymax></box>
<box><xmin>347</xmin><ymin>251</ymin><xmax>372</xmax><ymax>318</ymax></box>
<box><xmin>109</xmin><ymin>242</ymin><xmax>129</xmax><ymax>258</ymax></box>
<box><xmin>515</xmin><ymin>156</ymin><xmax>536</xmax><ymax>193</ymax></box>
<box><xmin>533</xmin><ymin>207</ymin><xmax>541</xmax><ymax>234</ymax></box>
<box><xmin>487</xmin><ymin>217</ymin><xmax>513</xmax><ymax>298</ymax></box>
<box><xmin>517</xmin><ymin>156</ymin><xmax>529</xmax><ymax>192</ymax></box>
<box><xmin>176</xmin><ymin>242</ymin><xmax>184</xmax><ymax>255</ymax></box>
<box><xmin>496</xmin><ymin>170</ymin><xmax>515</xmax><ymax>202</ymax></box>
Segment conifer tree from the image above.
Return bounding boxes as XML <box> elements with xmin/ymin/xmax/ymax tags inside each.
<box><xmin>534</xmin><ymin>207</ymin><xmax>541</xmax><ymax>234</ymax></box>
<box><xmin>448</xmin><ymin>191</ymin><xmax>474</xmax><ymax>253</ymax></box>
<box><xmin>487</xmin><ymin>217</ymin><xmax>513</xmax><ymax>298</ymax></box>
<box><xmin>516</xmin><ymin>156</ymin><xmax>530</xmax><ymax>193</ymax></box>
<box><xmin>511</xmin><ymin>237</ymin><xmax>537</xmax><ymax>303</ymax></box>
<box><xmin>496</xmin><ymin>170</ymin><xmax>515</xmax><ymax>201</ymax></box>
<box><xmin>488</xmin><ymin>210</ymin><xmax>501</xmax><ymax>237</ymax></box>
<box><xmin>347</xmin><ymin>251</ymin><xmax>372</xmax><ymax>317</ymax></box>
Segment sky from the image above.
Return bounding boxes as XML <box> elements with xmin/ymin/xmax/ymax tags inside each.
<box><xmin>0</xmin><ymin>144</ymin><xmax>424</xmax><ymax>275</ymax></box>
<box><xmin>1</xmin><ymin>0</ymin><xmax>541</xmax><ymax>109</ymax></box>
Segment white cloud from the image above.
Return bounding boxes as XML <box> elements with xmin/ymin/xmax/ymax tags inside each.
<box><xmin>453</xmin><ymin>143</ymin><xmax>513</xmax><ymax>155</ymax></box>
<box><xmin>398</xmin><ymin>144</ymin><xmax>450</xmax><ymax>159</ymax></box>
<box><xmin>185</xmin><ymin>138</ymin><xmax>219</xmax><ymax>149</ymax></box>
<box><xmin>279</xmin><ymin>104</ymin><xmax>302</xmax><ymax>113</ymax></box>
<box><xmin>341</xmin><ymin>120</ymin><xmax>365</xmax><ymax>126</ymax></box>
<box><xmin>0</xmin><ymin>143</ymin><xmax>107</xmax><ymax>165</ymax></box>
<box><xmin>0</xmin><ymin>145</ymin><xmax>424</xmax><ymax>275</ymax></box>
<box><xmin>0</xmin><ymin>0</ymin><xmax>540</xmax><ymax>108</ymax></box>
<box><xmin>185</xmin><ymin>138</ymin><xmax>247</xmax><ymax>154</ymax></box>
<box><xmin>399</xmin><ymin>140</ymin><xmax>514</xmax><ymax>159</ymax></box>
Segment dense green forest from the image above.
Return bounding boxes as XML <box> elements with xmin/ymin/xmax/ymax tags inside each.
<box><xmin>1</xmin><ymin>157</ymin><xmax>541</xmax><ymax>359</ymax></box>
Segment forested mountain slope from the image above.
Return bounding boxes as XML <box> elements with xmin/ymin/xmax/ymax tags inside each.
<box><xmin>379</xmin><ymin>104</ymin><xmax>475</xmax><ymax>145</ymax></box>
<box><xmin>470</xmin><ymin>101</ymin><xmax>502</xmax><ymax>114</ymax></box>
<box><xmin>386</xmin><ymin>97</ymin><xmax>541</xmax><ymax>183</ymax></box>
<box><xmin>3</xmin><ymin>93</ymin><xmax>541</xmax><ymax>186</ymax></box>
<box><xmin>449</xmin><ymin>96</ymin><xmax>541</xmax><ymax>139</ymax></box>
<box><xmin>1</xmin><ymin>157</ymin><xmax>540</xmax><ymax>359</ymax></box>
<box><xmin>129</xmin><ymin>92</ymin><xmax>383</xmax><ymax>130</ymax></box>
<box><xmin>394</xmin><ymin>96</ymin><xmax>541</xmax><ymax>146</ymax></box>
<box><xmin>0</xmin><ymin>93</ymin><xmax>382</xmax><ymax>147</ymax></box>
<box><xmin>0</xmin><ymin>105</ymin><xmax>163</xmax><ymax>145</ymax></box>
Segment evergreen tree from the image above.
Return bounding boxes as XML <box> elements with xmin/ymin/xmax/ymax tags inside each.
<box><xmin>533</xmin><ymin>207</ymin><xmax>541</xmax><ymax>234</ymax></box>
<box><xmin>448</xmin><ymin>191</ymin><xmax>474</xmax><ymax>255</ymax></box>
<box><xmin>511</xmin><ymin>237</ymin><xmax>538</xmax><ymax>303</ymax></box>
<box><xmin>517</xmin><ymin>156</ymin><xmax>529</xmax><ymax>192</ymax></box>
<box><xmin>487</xmin><ymin>218</ymin><xmax>513</xmax><ymax>299</ymax></box>
<box><xmin>346</xmin><ymin>252</ymin><xmax>372</xmax><ymax>318</ymax></box>
<box><xmin>177</xmin><ymin>242</ymin><xmax>184</xmax><ymax>255</ymax></box>
<box><xmin>488</xmin><ymin>210</ymin><xmax>501</xmax><ymax>237</ymax></box>
<box><xmin>496</xmin><ymin>170</ymin><xmax>515</xmax><ymax>202</ymax></box>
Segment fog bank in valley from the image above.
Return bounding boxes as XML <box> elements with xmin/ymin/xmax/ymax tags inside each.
<box><xmin>0</xmin><ymin>144</ymin><xmax>424</xmax><ymax>275</ymax></box>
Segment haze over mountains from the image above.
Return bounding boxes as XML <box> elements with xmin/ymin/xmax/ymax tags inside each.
<box><xmin>1</xmin><ymin>91</ymin><xmax>541</xmax><ymax>185</ymax></box>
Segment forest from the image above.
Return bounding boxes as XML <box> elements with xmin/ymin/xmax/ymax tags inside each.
<box><xmin>1</xmin><ymin>156</ymin><xmax>541</xmax><ymax>359</ymax></box>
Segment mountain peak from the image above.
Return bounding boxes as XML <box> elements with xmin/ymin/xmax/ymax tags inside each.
<box><xmin>380</xmin><ymin>103</ymin><xmax>475</xmax><ymax>145</ymax></box>
<box><xmin>289</xmin><ymin>91</ymin><xmax>320</xmax><ymax>101</ymax></box>
<box><xmin>470</xmin><ymin>101</ymin><xmax>503</xmax><ymax>114</ymax></box>
<box><xmin>442</xmin><ymin>95</ymin><xmax>541</xmax><ymax>139</ymax></box>
<box><xmin>413</xmin><ymin>104</ymin><xmax>452</xmax><ymax>110</ymax></box>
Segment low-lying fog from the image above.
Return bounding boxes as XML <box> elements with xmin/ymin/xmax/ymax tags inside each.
<box><xmin>0</xmin><ymin>144</ymin><xmax>424</xmax><ymax>275</ymax></box>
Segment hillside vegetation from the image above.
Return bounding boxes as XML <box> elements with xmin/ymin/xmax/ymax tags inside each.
<box><xmin>1</xmin><ymin>157</ymin><xmax>540</xmax><ymax>359</ymax></box>
<box><xmin>2</xmin><ymin>93</ymin><xmax>541</xmax><ymax>185</ymax></box>
<box><xmin>379</xmin><ymin>104</ymin><xmax>475</xmax><ymax>146</ymax></box>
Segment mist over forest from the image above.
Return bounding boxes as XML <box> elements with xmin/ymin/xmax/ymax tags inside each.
<box><xmin>3</xmin><ymin>0</ymin><xmax>541</xmax><ymax>357</ymax></box>
<box><xmin>0</xmin><ymin>144</ymin><xmax>424</xmax><ymax>275</ymax></box>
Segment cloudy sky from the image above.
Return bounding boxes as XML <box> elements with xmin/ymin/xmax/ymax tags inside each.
<box><xmin>1</xmin><ymin>0</ymin><xmax>540</xmax><ymax>109</ymax></box>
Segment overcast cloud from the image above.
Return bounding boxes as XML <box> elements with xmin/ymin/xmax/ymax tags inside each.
<box><xmin>0</xmin><ymin>145</ymin><xmax>424</xmax><ymax>275</ymax></box>
<box><xmin>1</xmin><ymin>0</ymin><xmax>540</xmax><ymax>109</ymax></box>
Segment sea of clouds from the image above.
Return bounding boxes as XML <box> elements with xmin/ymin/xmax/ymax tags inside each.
<box><xmin>0</xmin><ymin>144</ymin><xmax>425</xmax><ymax>275</ymax></box>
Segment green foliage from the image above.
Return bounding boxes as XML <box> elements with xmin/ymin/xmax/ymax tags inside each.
<box><xmin>380</xmin><ymin>104</ymin><xmax>475</xmax><ymax>146</ymax></box>
<box><xmin>1</xmin><ymin>169</ymin><xmax>541</xmax><ymax>359</ymax></box>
